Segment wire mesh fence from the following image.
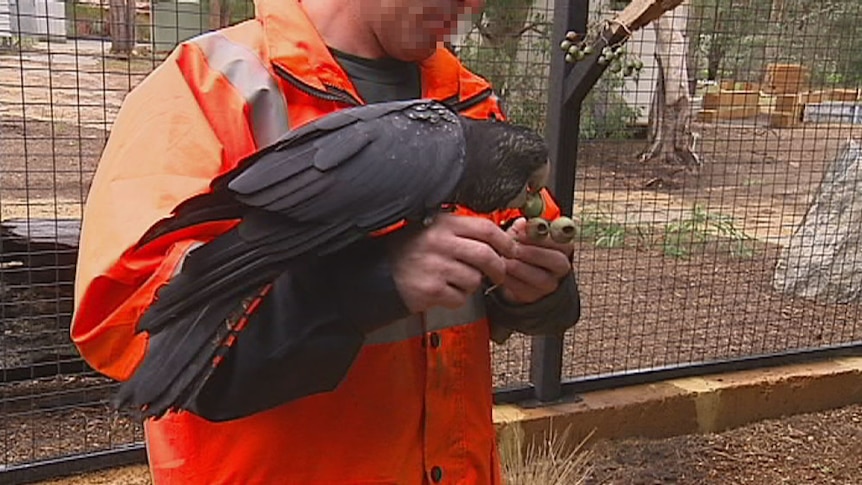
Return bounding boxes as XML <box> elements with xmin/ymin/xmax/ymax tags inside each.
<box><xmin>0</xmin><ymin>0</ymin><xmax>149</xmax><ymax>473</ymax></box>
<box><xmin>1</xmin><ymin>0</ymin><xmax>862</xmax><ymax>481</ymax></box>
<box><xmin>560</xmin><ymin>0</ymin><xmax>862</xmax><ymax>382</ymax></box>
<box><xmin>454</xmin><ymin>1</ymin><xmax>558</xmax><ymax>391</ymax></box>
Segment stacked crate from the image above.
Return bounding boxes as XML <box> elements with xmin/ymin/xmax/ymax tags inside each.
<box><xmin>696</xmin><ymin>81</ymin><xmax>761</xmax><ymax>123</ymax></box>
<box><xmin>763</xmin><ymin>64</ymin><xmax>810</xmax><ymax>128</ymax></box>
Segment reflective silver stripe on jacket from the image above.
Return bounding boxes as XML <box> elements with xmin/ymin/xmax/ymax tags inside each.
<box><xmin>189</xmin><ymin>31</ymin><xmax>289</xmax><ymax>148</ymax></box>
<box><xmin>364</xmin><ymin>290</ymin><xmax>487</xmax><ymax>346</ymax></box>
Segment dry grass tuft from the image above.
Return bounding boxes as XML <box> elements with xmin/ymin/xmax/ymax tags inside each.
<box><xmin>498</xmin><ymin>422</ymin><xmax>595</xmax><ymax>485</ymax></box>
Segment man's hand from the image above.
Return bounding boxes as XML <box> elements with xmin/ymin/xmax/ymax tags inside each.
<box><xmin>388</xmin><ymin>214</ymin><xmax>517</xmax><ymax>313</ymax></box>
<box><xmin>497</xmin><ymin>217</ymin><xmax>574</xmax><ymax>304</ymax></box>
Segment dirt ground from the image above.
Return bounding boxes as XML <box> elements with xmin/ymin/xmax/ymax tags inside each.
<box><xmin>31</xmin><ymin>402</ymin><xmax>862</xmax><ymax>484</ymax></box>
<box><xmin>584</xmin><ymin>403</ymin><xmax>862</xmax><ymax>484</ymax></box>
<box><xmin>2</xmin><ymin>39</ymin><xmax>862</xmax><ymax>482</ymax></box>
<box><xmin>562</xmin><ymin>123</ymin><xmax>862</xmax><ymax>382</ymax></box>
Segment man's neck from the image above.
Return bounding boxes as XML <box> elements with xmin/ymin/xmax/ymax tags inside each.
<box><xmin>301</xmin><ymin>0</ymin><xmax>387</xmax><ymax>60</ymax></box>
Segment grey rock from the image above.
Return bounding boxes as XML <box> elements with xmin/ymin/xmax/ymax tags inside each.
<box><xmin>773</xmin><ymin>139</ymin><xmax>862</xmax><ymax>303</ymax></box>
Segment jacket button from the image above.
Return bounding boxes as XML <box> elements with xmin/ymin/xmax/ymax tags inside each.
<box><xmin>429</xmin><ymin>332</ymin><xmax>441</xmax><ymax>348</ymax></box>
<box><xmin>430</xmin><ymin>466</ymin><xmax>443</xmax><ymax>482</ymax></box>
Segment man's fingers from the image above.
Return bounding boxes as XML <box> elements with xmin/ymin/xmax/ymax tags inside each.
<box><xmin>447</xmin><ymin>238</ymin><xmax>508</xmax><ymax>285</ymax></box>
<box><xmin>400</xmin><ymin>260</ymin><xmax>475</xmax><ymax>311</ymax></box>
<box><xmin>507</xmin><ymin>217</ymin><xmax>574</xmax><ymax>256</ymax></box>
<box><xmin>419</xmin><ymin>279</ymin><xmax>470</xmax><ymax>309</ymax></box>
<box><xmin>436</xmin><ymin>285</ymin><xmax>471</xmax><ymax>309</ymax></box>
<box><xmin>511</xmin><ymin>244</ymin><xmax>573</xmax><ymax>279</ymax></box>
<box><xmin>504</xmin><ymin>259</ymin><xmax>558</xmax><ymax>296</ymax></box>
<box><xmin>439</xmin><ymin>214</ymin><xmax>518</xmax><ymax>259</ymax></box>
<box><xmin>422</xmin><ymin>261</ymin><xmax>476</xmax><ymax>308</ymax></box>
<box><xmin>498</xmin><ymin>277</ymin><xmax>543</xmax><ymax>304</ymax></box>
<box><xmin>439</xmin><ymin>259</ymin><xmax>485</xmax><ymax>294</ymax></box>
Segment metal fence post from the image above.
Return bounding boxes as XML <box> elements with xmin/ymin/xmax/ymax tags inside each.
<box><xmin>530</xmin><ymin>0</ymin><xmax>588</xmax><ymax>403</ymax></box>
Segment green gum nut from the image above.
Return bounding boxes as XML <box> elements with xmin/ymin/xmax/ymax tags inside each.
<box><xmin>521</xmin><ymin>192</ymin><xmax>545</xmax><ymax>219</ymax></box>
<box><xmin>550</xmin><ymin>216</ymin><xmax>577</xmax><ymax>244</ymax></box>
<box><xmin>526</xmin><ymin>218</ymin><xmax>550</xmax><ymax>240</ymax></box>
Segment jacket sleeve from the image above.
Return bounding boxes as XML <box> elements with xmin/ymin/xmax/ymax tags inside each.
<box><xmin>71</xmin><ymin>49</ymin><xmax>240</xmax><ymax>381</ymax></box>
<box><xmin>186</xmin><ymin>239</ymin><xmax>412</xmax><ymax>421</ymax></box>
<box><xmin>486</xmin><ymin>272</ymin><xmax>580</xmax><ymax>344</ymax></box>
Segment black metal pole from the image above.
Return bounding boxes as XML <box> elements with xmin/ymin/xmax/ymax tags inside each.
<box><xmin>530</xmin><ymin>0</ymin><xmax>589</xmax><ymax>403</ymax></box>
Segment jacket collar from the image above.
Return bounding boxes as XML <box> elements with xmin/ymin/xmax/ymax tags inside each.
<box><xmin>253</xmin><ymin>0</ymin><xmax>488</xmax><ymax>104</ymax></box>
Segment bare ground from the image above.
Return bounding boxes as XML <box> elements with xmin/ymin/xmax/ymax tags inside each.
<box><xmin>585</xmin><ymin>403</ymin><xmax>862</xmax><ymax>485</ymax></box>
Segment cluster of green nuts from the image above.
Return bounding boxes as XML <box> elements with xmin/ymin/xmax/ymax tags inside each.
<box><xmin>559</xmin><ymin>30</ymin><xmax>644</xmax><ymax>78</ymax></box>
<box><xmin>521</xmin><ymin>192</ymin><xmax>576</xmax><ymax>244</ymax></box>
<box><xmin>559</xmin><ymin>31</ymin><xmax>594</xmax><ymax>64</ymax></box>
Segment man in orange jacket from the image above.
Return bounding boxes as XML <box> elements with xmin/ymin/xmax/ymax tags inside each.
<box><xmin>72</xmin><ymin>0</ymin><xmax>580</xmax><ymax>483</ymax></box>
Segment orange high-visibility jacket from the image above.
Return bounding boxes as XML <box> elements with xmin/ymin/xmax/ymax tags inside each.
<box><xmin>71</xmin><ymin>0</ymin><xmax>567</xmax><ymax>483</ymax></box>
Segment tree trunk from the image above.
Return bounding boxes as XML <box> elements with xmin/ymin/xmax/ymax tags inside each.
<box><xmin>706</xmin><ymin>46</ymin><xmax>722</xmax><ymax>82</ymax></box>
<box><xmin>220</xmin><ymin>0</ymin><xmax>232</xmax><ymax>28</ymax></box>
<box><xmin>479</xmin><ymin>0</ymin><xmax>535</xmax><ymax>58</ymax></box>
<box><xmin>209</xmin><ymin>0</ymin><xmax>222</xmax><ymax>30</ymax></box>
<box><xmin>641</xmin><ymin>2</ymin><xmax>700</xmax><ymax>167</ymax></box>
<box><xmin>109</xmin><ymin>0</ymin><xmax>136</xmax><ymax>56</ymax></box>
<box><xmin>761</xmin><ymin>0</ymin><xmax>785</xmax><ymax>68</ymax></box>
<box><xmin>209</xmin><ymin>0</ymin><xmax>232</xmax><ymax>30</ymax></box>
<box><xmin>474</xmin><ymin>0</ymin><xmax>537</xmax><ymax>96</ymax></box>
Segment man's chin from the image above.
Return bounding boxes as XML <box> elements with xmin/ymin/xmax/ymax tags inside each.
<box><xmin>388</xmin><ymin>41</ymin><xmax>440</xmax><ymax>62</ymax></box>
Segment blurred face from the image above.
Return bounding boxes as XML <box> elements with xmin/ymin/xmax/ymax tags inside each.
<box><xmin>361</xmin><ymin>0</ymin><xmax>485</xmax><ymax>61</ymax></box>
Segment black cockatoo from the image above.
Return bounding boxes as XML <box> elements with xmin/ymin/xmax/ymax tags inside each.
<box><xmin>112</xmin><ymin>99</ymin><xmax>552</xmax><ymax>419</ymax></box>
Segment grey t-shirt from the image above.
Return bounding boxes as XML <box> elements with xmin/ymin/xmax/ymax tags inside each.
<box><xmin>330</xmin><ymin>48</ymin><xmax>421</xmax><ymax>104</ymax></box>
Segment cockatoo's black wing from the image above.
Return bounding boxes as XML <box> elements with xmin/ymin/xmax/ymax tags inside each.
<box><xmin>137</xmin><ymin>99</ymin><xmax>461</xmax><ymax>246</ymax></box>
<box><xmin>135</xmin><ymin>99</ymin><xmax>467</xmax><ymax>334</ymax></box>
<box><xmin>113</xmin><ymin>101</ymin><xmax>469</xmax><ymax>418</ymax></box>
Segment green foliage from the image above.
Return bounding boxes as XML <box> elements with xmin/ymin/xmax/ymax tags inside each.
<box><xmin>573</xmin><ymin>204</ymin><xmax>756</xmax><ymax>259</ymax></box>
<box><xmin>227</xmin><ymin>0</ymin><xmax>255</xmax><ymax>24</ymax></box>
<box><xmin>607</xmin><ymin>0</ymin><xmax>631</xmax><ymax>10</ymax></box>
<box><xmin>556</xmin><ymin>15</ymin><xmax>648</xmax><ymax>140</ymax></box>
<box><xmin>576</xmin><ymin>209</ymin><xmax>628</xmax><ymax>249</ymax></box>
<box><xmin>456</xmin><ymin>0</ymin><xmax>645</xmax><ymax>137</ymax></box>
<box><xmin>0</xmin><ymin>35</ymin><xmax>38</xmax><ymax>51</ymax></box>
<box><xmin>65</xmin><ymin>2</ymin><xmax>169</xmax><ymax>43</ymax></box>
<box><xmin>689</xmin><ymin>0</ymin><xmax>862</xmax><ymax>86</ymax></box>
<box><xmin>455</xmin><ymin>4</ymin><xmax>551</xmax><ymax>132</ymax></box>
<box><xmin>65</xmin><ymin>3</ymin><xmax>108</xmax><ymax>38</ymax></box>
<box><xmin>578</xmin><ymin>70</ymin><xmax>643</xmax><ymax>140</ymax></box>
<box><xmin>556</xmin><ymin>29</ymin><xmax>644</xmax><ymax>140</ymax></box>
<box><xmin>660</xmin><ymin>204</ymin><xmax>755</xmax><ymax>259</ymax></box>
<box><xmin>64</xmin><ymin>0</ymin><xmax>256</xmax><ymax>44</ymax></box>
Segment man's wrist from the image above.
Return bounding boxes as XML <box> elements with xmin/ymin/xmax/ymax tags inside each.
<box><xmin>485</xmin><ymin>271</ymin><xmax>580</xmax><ymax>343</ymax></box>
